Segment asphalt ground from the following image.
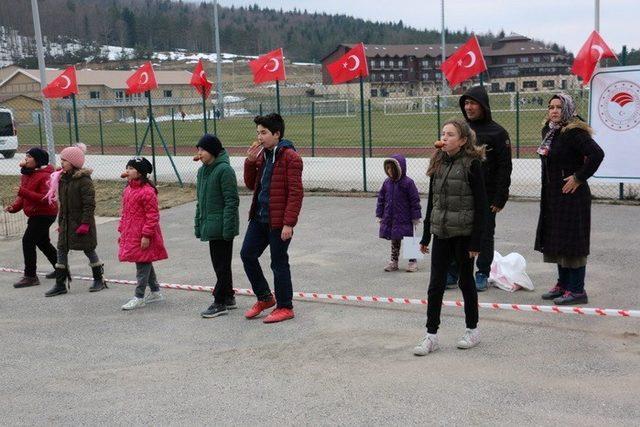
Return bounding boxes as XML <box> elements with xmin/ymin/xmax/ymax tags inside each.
<box><xmin>1</xmin><ymin>196</ymin><xmax>639</xmax><ymax>425</ymax></box>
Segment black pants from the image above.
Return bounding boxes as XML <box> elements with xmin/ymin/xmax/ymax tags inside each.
<box><xmin>448</xmin><ymin>210</ymin><xmax>496</xmax><ymax>278</ymax></box>
<box><xmin>209</xmin><ymin>239</ymin><xmax>234</xmax><ymax>304</ymax></box>
<box><xmin>426</xmin><ymin>235</ymin><xmax>479</xmax><ymax>334</ymax></box>
<box><xmin>22</xmin><ymin>215</ymin><xmax>57</xmax><ymax>277</ymax></box>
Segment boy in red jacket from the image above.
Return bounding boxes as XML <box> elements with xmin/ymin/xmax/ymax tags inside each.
<box><xmin>5</xmin><ymin>148</ymin><xmax>58</xmax><ymax>288</ymax></box>
<box><xmin>241</xmin><ymin>113</ymin><xmax>303</xmax><ymax>323</ymax></box>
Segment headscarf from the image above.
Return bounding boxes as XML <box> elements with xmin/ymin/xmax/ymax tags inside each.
<box><xmin>537</xmin><ymin>93</ymin><xmax>576</xmax><ymax>156</ymax></box>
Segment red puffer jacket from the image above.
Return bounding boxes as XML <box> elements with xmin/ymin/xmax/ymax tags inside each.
<box><xmin>244</xmin><ymin>141</ymin><xmax>303</xmax><ymax>228</ymax></box>
<box><xmin>7</xmin><ymin>165</ymin><xmax>58</xmax><ymax>217</ymax></box>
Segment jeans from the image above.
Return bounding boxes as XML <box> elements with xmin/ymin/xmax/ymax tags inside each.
<box><xmin>240</xmin><ymin>219</ymin><xmax>293</xmax><ymax>309</ymax></box>
<box><xmin>426</xmin><ymin>236</ymin><xmax>479</xmax><ymax>334</ymax></box>
<box><xmin>134</xmin><ymin>262</ymin><xmax>160</xmax><ymax>298</ymax></box>
<box><xmin>557</xmin><ymin>264</ymin><xmax>586</xmax><ymax>294</ymax></box>
<box><xmin>22</xmin><ymin>215</ymin><xmax>57</xmax><ymax>277</ymax></box>
<box><xmin>57</xmin><ymin>249</ymin><xmax>100</xmax><ymax>267</ymax></box>
<box><xmin>209</xmin><ymin>239</ymin><xmax>234</xmax><ymax>304</ymax></box>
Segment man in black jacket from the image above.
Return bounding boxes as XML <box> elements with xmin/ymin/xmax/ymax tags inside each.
<box><xmin>447</xmin><ymin>86</ymin><xmax>512</xmax><ymax>291</ymax></box>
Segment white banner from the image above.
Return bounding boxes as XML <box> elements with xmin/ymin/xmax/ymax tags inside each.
<box><xmin>590</xmin><ymin>66</ymin><xmax>640</xmax><ymax>181</ymax></box>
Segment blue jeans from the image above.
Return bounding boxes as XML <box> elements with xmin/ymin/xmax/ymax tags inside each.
<box><xmin>240</xmin><ymin>220</ymin><xmax>293</xmax><ymax>309</ymax></box>
<box><xmin>557</xmin><ymin>264</ymin><xmax>586</xmax><ymax>294</ymax></box>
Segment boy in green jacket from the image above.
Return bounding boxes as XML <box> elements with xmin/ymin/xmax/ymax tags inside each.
<box><xmin>194</xmin><ymin>134</ymin><xmax>240</xmax><ymax>318</ymax></box>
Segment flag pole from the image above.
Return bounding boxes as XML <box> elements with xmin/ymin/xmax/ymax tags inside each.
<box><xmin>146</xmin><ymin>90</ymin><xmax>157</xmax><ymax>184</ymax></box>
<box><xmin>359</xmin><ymin>76</ymin><xmax>367</xmax><ymax>192</ymax></box>
<box><xmin>71</xmin><ymin>93</ymin><xmax>79</xmax><ymax>142</ymax></box>
<box><xmin>276</xmin><ymin>79</ymin><xmax>281</xmax><ymax>114</ymax></box>
<box><xmin>202</xmin><ymin>90</ymin><xmax>208</xmax><ymax>134</ymax></box>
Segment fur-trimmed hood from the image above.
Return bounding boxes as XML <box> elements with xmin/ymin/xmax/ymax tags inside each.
<box><xmin>70</xmin><ymin>168</ymin><xmax>93</xmax><ymax>179</ymax></box>
<box><xmin>561</xmin><ymin>118</ymin><xmax>593</xmax><ymax>136</ymax></box>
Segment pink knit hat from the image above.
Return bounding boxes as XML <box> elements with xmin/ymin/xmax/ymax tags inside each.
<box><xmin>60</xmin><ymin>142</ymin><xmax>87</xmax><ymax>169</ymax></box>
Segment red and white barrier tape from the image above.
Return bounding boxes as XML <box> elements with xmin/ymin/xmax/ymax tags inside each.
<box><xmin>2</xmin><ymin>267</ymin><xmax>639</xmax><ymax>318</ymax></box>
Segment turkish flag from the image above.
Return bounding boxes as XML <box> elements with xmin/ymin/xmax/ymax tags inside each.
<box><xmin>42</xmin><ymin>66</ymin><xmax>78</xmax><ymax>98</ymax></box>
<box><xmin>248</xmin><ymin>48</ymin><xmax>286</xmax><ymax>84</ymax></box>
<box><xmin>440</xmin><ymin>35</ymin><xmax>487</xmax><ymax>88</ymax></box>
<box><xmin>126</xmin><ymin>61</ymin><xmax>158</xmax><ymax>95</ymax></box>
<box><xmin>571</xmin><ymin>31</ymin><xmax>617</xmax><ymax>85</ymax></box>
<box><xmin>326</xmin><ymin>42</ymin><xmax>369</xmax><ymax>84</ymax></box>
<box><xmin>190</xmin><ymin>59</ymin><xmax>213</xmax><ymax>97</ymax></box>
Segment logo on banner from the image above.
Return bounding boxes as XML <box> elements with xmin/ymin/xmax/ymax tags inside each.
<box><xmin>598</xmin><ymin>80</ymin><xmax>640</xmax><ymax>131</ymax></box>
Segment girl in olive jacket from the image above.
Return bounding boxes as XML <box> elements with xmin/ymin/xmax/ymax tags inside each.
<box><xmin>194</xmin><ymin>135</ymin><xmax>240</xmax><ymax>318</ymax></box>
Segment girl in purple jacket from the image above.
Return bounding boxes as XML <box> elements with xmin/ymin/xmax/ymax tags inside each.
<box><xmin>376</xmin><ymin>154</ymin><xmax>422</xmax><ymax>272</ymax></box>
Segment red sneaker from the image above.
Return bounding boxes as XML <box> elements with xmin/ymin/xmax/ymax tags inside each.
<box><xmin>244</xmin><ymin>297</ymin><xmax>276</xmax><ymax>319</ymax></box>
<box><xmin>263</xmin><ymin>307</ymin><xmax>295</xmax><ymax>324</ymax></box>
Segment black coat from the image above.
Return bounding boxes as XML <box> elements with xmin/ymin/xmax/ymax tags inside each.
<box><xmin>534</xmin><ymin>120</ymin><xmax>604</xmax><ymax>258</ymax></box>
<box><xmin>459</xmin><ymin>86</ymin><xmax>513</xmax><ymax>208</ymax></box>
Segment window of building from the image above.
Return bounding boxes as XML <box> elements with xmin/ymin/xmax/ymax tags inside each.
<box><xmin>422</xmin><ymin>73</ymin><xmax>429</xmax><ymax>80</ymax></box>
<box><xmin>370</xmin><ymin>60</ymin><xmax>376</xmax><ymax>68</ymax></box>
<box><xmin>507</xmin><ymin>57</ymin><xmax>516</xmax><ymax>64</ymax></box>
<box><xmin>542</xmin><ymin>80</ymin><xmax>555</xmax><ymax>88</ymax></box>
<box><xmin>163</xmin><ymin>90</ymin><xmax>172</xmax><ymax>98</ymax></box>
<box><xmin>561</xmin><ymin>79</ymin><xmax>567</xmax><ymax>89</ymax></box>
<box><xmin>422</xmin><ymin>60</ymin><xmax>429</xmax><ymax>67</ymax></box>
<box><xmin>520</xmin><ymin>57</ymin><xmax>529</xmax><ymax>63</ymax></box>
<box><xmin>435</xmin><ymin>72</ymin><xmax>442</xmax><ymax>80</ymax></box>
<box><xmin>381</xmin><ymin>73</ymin><xmax>386</xmax><ymax>81</ymax></box>
<box><xmin>398</xmin><ymin>60</ymin><xmax>403</xmax><ymax>67</ymax></box>
<box><xmin>115</xmin><ymin>90</ymin><xmax>124</xmax><ymax>101</ymax></box>
<box><xmin>491</xmin><ymin>82</ymin><xmax>500</xmax><ymax>92</ymax></box>
<box><xmin>435</xmin><ymin>59</ymin><xmax>441</xmax><ymax>66</ymax></box>
<box><xmin>389</xmin><ymin>74</ymin><xmax>395</xmax><ymax>81</ymax></box>
<box><xmin>522</xmin><ymin>80</ymin><xmax>537</xmax><ymax>89</ymax></box>
<box><xmin>370</xmin><ymin>89</ymin><xmax>378</xmax><ymax>97</ymax></box>
<box><xmin>505</xmin><ymin>82</ymin><xmax>516</xmax><ymax>92</ymax></box>
<box><xmin>533</xmin><ymin>56</ymin><xmax>541</xmax><ymax>63</ymax></box>
<box><xmin>90</xmin><ymin>91</ymin><xmax>100</xmax><ymax>99</ymax></box>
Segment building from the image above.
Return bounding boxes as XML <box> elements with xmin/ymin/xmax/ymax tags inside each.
<box><xmin>0</xmin><ymin>67</ymin><xmax>200</xmax><ymax>124</ymax></box>
<box><xmin>321</xmin><ymin>34</ymin><xmax>578</xmax><ymax>96</ymax></box>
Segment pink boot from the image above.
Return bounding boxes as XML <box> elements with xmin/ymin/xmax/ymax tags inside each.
<box><xmin>384</xmin><ymin>260</ymin><xmax>399</xmax><ymax>272</ymax></box>
<box><xmin>406</xmin><ymin>261</ymin><xmax>418</xmax><ymax>272</ymax></box>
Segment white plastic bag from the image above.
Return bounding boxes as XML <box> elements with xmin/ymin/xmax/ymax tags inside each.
<box><xmin>401</xmin><ymin>235</ymin><xmax>424</xmax><ymax>260</ymax></box>
<box><xmin>489</xmin><ymin>251</ymin><xmax>534</xmax><ymax>292</ymax></box>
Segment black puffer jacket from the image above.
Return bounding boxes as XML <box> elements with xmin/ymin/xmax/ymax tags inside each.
<box><xmin>459</xmin><ymin>86</ymin><xmax>512</xmax><ymax>208</ymax></box>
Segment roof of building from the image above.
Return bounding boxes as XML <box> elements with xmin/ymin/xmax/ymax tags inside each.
<box><xmin>0</xmin><ymin>68</ymin><xmax>192</xmax><ymax>89</ymax></box>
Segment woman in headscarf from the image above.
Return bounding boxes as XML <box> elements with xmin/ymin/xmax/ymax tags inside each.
<box><xmin>535</xmin><ymin>93</ymin><xmax>604</xmax><ymax>305</ymax></box>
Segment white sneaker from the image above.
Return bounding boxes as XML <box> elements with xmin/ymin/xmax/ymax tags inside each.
<box><xmin>144</xmin><ymin>291</ymin><xmax>165</xmax><ymax>304</ymax></box>
<box><xmin>413</xmin><ymin>333</ymin><xmax>439</xmax><ymax>356</ymax></box>
<box><xmin>456</xmin><ymin>328</ymin><xmax>481</xmax><ymax>349</ymax></box>
<box><xmin>122</xmin><ymin>296</ymin><xmax>145</xmax><ymax>310</ymax></box>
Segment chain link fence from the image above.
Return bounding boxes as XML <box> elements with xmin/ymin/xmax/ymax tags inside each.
<box><xmin>0</xmin><ymin>82</ymin><xmax>637</xmax><ymax>200</ymax></box>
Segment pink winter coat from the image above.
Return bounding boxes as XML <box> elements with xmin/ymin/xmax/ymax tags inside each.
<box><xmin>118</xmin><ymin>179</ymin><xmax>168</xmax><ymax>263</ymax></box>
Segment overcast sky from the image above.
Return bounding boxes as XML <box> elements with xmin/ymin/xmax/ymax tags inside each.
<box><xmin>196</xmin><ymin>0</ymin><xmax>639</xmax><ymax>54</ymax></box>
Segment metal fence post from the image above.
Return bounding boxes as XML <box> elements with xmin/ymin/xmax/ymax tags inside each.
<box><xmin>37</xmin><ymin>113</ymin><xmax>43</xmax><ymax>149</ymax></box>
<box><xmin>368</xmin><ymin>98</ymin><xmax>373</xmax><ymax>157</ymax></box>
<box><xmin>436</xmin><ymin>95</ymin><xmax>441</xmax><ymax>139</ymax></box>
<box><xmin>66</xmin><ymin>110</ymin><xmax>72</xmax><ymax>146</ymax></box>
<box><xmin>311</xmin><ymin>101</ymin><xmax>315</xmax><ymax>157</ymax></box>
<box><xmin>98</xmin><ymin>110</ymin><xmax>104</xmax><ymax>155</ymax></box>
<box><xmin>619</xmin><ymin>46</ymin><xmax>628</xmax><ymax>200</ymax></box>
<box><xmin>133</xmin><ymin>110</ymin><xmax>139</xmax><ymax>154</ymax></box>
<box><xmin>171</xmin><ymin>107</ymin><xmax>177</xmax><ymax>156</ymax></box>
<box><xmin>515</xmin><ymin>91</ymin><xmax>520</xmax><ymax>159</ymax></box>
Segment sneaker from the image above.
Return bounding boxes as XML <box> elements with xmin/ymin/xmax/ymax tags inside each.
<box><xmin>475</xmin><ymin>272</ymin><xmax>488</xmax><ymax>292</ymax></box>
<box><xmin>406</xmin><ymin>261</ymin><xmax>418</xmax><ymax>272</ymax></box>
<box><xmin>541</xmin><ymin>284</ymin><xmax>565</xmax><ymax>300</ymax></box>
<box><xmin>384</xmin><ymin>260</ymin><xmax>399</xmax><ymax>272</ymax></box>
<box><xmin>13</xmin><ymin>276</ymin><xmax>40</xmax><ymax>288</ymax></box>
<box><xmin>413</xmin><ymin>333</ymin><xmax>440</xmax><ymax>356</ymax></box>
<box><xmin>553</xmin><ymin>291</ymin><xmax>588</xmax><ymax>305</ymax></box>
<box><xmin>144</xmin><ymin>291</ymin><xmax>165</xmax><ymax>304</ymax></box>
<box><xmin>445</xmin><ymin>272</ymin><xmax>458</xmax><ymax>289</ymax></box>
<box><xmin>121</xmin><ymin>297</ymin><xmax>145</xmax><ymax>311</ymax></box>
<box><xmin>201</xmin><ymin>302</ymin><xmax>228</xmax><ymax>318</ymax></box>
<box><xmin>457</xmin><ymin>328</ymin><xmax>481</xmax><ymax>349</ymax></box>
<box><xmin>263</xmin><ymin>307</ymin><xmax>295</xmax><ymax>323</ymax></box>
<box><xmin>244</xmin><ymin>297</ymin><xmax>276</xmax><ymax>319</ymax></box>
<box><xmin>225</xmin><ymin>295</ymin><xmax>237</xmax><ymax>310</ymax></box>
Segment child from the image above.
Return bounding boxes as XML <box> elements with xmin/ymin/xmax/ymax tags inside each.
<box><xmin>119</xmin><ymin>157</ymin><xmax>168</xmax><ymax>310</ymax></box>
<box><xmin>413</xmin><ymin>119</ymin><xmax>488</xmax><ymax>356</ymax></box>
<box><xmin>241</xmin><ymin>113</ymin><xmax>303</xmax><ymax>323</ymax></box>
<box><xmin>5</xmin><ymin>147</ymin><xmax>58</xmax><ymax>288</ymax></box>
<box><xmin>193</xmin><ymin>135</ymin><xmax>240</xmax><ymax>318</ymax></box>
<box><xmin>376</xmin><ymin>154</ymin><xmax>422</xmax><ymax>272</ymax></box>
<box><xmin>44</xmin><ymin>143</ymin><xmax>107</xmax><ymax>297</ymax></box>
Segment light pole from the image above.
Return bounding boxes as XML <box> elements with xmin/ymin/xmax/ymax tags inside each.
<box><xmin>440</xmin><ymin>0</ymin><xmax>448</xmax><ymax>95</ymax></box>
<box><xmin>212</xmin><ymin>0</ymin><xmax>224</xmax><ymax>118</ymax></box>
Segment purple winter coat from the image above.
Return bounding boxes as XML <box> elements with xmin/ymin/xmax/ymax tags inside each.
<box><xmin>376</xmin><ymin>154</ymin><xmax>422</xmax><ymax>240</ymax></box>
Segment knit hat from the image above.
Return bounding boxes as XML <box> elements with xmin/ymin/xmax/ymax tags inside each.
<box><xmin>60</xmin><ymin>142</ymin><xmax>87</xmax><ymax>169</ymax></box>
<box><xmin>126</xmin><ymin>156</ymin><xmax>153</xmax><ymax>175</ymax></box>
<box><xmin>26</xmin><ymin>147</ymin><xmax>49</xmax><ymax>168</ymax></box>
<box><xmin>196</xmin><ymin>134</ymin><xmax>223</xmax><ymax>157</ymax></box>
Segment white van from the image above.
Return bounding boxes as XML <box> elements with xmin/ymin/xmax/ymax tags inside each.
<box><xmin>0</xmin><ymin>108</ymin><xmax>18</xmax><ymax>159</ymax></box>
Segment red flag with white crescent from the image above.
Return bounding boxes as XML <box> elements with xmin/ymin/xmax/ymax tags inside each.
<box><xmin>440</xmin><ymin>35</ymin><xmax>487</xmax><ymax>88</ymax></box>
<box><xmin>42</xmin><ymin>66</ymin><xmax>78</xmax><ymax>99</ymax></box>
<box><xmin>190</xmin><ymin>59</ymin><xmax>213</xmax><ymax>97</ymax></box>
<box><xmin>571</xmin><ymin>31</ymin><xmax>617</xmax><ymax>86</ymax></box>
<box><xmin>248</xmin><ymin>48</ymin><xmax>286</xmax><ymax>84</ymax></box>
<box><xmin>126</xmin><ymin>61</ymin><xmax>158</xmax><ymax>95</ymax></box>
<box><xmin>326</xmin><ymin>43</ymin><xmax>369</xmax><ymax>85</ymax></box>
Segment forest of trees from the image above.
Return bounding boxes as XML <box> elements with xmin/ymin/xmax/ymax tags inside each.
<box><xmin>0</xmin><ymin>0</ymin><xmax>575</xmax><ymax>64</ymax></box>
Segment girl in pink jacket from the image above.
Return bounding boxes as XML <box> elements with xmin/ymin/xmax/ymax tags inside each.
<box><xmin>118</xmin><ymin>157</ymin><xmax>168</xmax><ymax>310</ymax></box>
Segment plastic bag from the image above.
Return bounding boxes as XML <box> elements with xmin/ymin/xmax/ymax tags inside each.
<box><xmin>489</xmin><ymin>251</ymin><xmax>534</xmax><ymax>292</ymax></box>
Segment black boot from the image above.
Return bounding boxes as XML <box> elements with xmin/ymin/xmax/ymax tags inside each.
<box><xmin>89</xmin><ymin>263</ymin><xmax>107</xmax><ymax>292</ymax></box>
<box><xmin>45</xmin><ymin>266</ymin><xmax>70</xmax><ymax>297</ymax></box>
